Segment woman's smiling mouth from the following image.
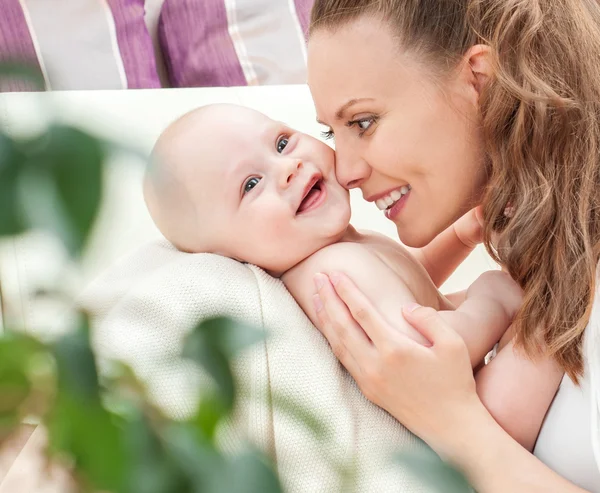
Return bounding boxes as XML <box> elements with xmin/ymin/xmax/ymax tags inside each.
<box><xmin>375</xmin><ymin>185</ymin><xmax>411</xmax><ymax>211</ymax></box>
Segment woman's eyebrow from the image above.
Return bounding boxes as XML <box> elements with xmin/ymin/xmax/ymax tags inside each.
<box><xmin>316</xmin><ymin>98</ymin><xmax>375</xmax><ymax>125</ymax></box>
<box><xmin>334</xmin><ymin>98</ymin><xmax>374</xmax><ymax>119</ymax></box>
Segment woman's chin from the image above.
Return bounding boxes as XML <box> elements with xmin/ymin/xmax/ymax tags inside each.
<box><xmin>396</xmin><ymin>226</ymin><xmax>437</xmax><ymax>249</ymax></box>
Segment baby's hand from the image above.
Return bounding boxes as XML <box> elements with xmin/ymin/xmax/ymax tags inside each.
<box><xmin>453</xmin><ymin>206</ymin><xmax>483</xmax><ymax>249</ymax></box>
<box><xmin>472</xmin><ymin>270</ymin><xmax>523</xmax><ymax>321</ymax></box>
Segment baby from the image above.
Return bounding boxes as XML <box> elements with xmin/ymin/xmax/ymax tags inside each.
<box><xmin>144</xmin><ymin>104</ymin><xmax>559</xmax><ymax>451</ymax></box>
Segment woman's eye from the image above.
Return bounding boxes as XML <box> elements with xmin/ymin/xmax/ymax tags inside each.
<box><xmin>277</xmin><ymin>136</ymin><xmax>289</xmax><ymax>153</ymax></box>
<box><xmin>358</xmin><ymin>118</ymin><xmax>373</xmax><ymax>130</ymax></box>
<box><xmin>243</xmin><ymin>177</ymin><xmax>261</xmax><ymax>194</ymax></box>
<box><xmin>348</xmin><ymin>116</ymin><xmax>378</xmax><ymax>137</ymax></box>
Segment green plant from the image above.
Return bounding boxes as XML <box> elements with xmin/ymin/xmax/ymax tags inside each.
<box><xmin>0</xmin><ymin>114</ymin><xmax>288</xmax><ymax>492</ymax></box>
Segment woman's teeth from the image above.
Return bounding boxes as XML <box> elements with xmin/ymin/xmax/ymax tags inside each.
<box><xmin>375</xmin><ymin>185</ymin><xmax>411</xmax><ymax>211</ymax></box>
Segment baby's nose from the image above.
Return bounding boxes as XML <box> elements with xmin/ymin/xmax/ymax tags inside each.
<box><xmin>282</xmin><ymin>159</ymin><xmax>303</xmax><ymax>187</ymax></box>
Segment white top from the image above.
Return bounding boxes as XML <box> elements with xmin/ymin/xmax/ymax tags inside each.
<box><xmin>534</xmin><ymin>291</ymin><xmax>600</xmax><ymax>492</ymax></box>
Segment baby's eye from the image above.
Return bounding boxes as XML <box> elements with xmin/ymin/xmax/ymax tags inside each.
<box><xmin>243</xmin><ymin>177</ymin><xmax>261</xmax><ymax>194</ymax></box>
<box><xmin>320</xmin><ymin>129</ymin><xmax>334</xmax><ymax>141</ymax></box>
<box><xmin>277</xmin><ymin>136</ymin><xmax>289</xmax><ymax>153</ymax></box>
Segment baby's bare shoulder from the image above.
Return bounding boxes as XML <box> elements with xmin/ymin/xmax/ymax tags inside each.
<box><xmin>280</xmin><ymin>241</ymin><xmax>383</xmax><ymax>326</ymax></box>
<box><xmin>285</xmin><ymin>241</ymin><xmax>378</xmax><ymax>284</ymax></box>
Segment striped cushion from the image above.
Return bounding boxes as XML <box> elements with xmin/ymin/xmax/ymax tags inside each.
<box><xmin>0</xmin><ymin>0</ymin><xmax>161</xmax><ymax>92</ymax></box>
<box><xmin>158</xmin><ymin>0</ymin><xmax>314</xmax><ymax>87</ymax></box>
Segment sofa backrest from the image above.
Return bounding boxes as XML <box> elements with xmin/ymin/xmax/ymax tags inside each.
<box><xmin>0</xmin><ymin>0</ymin><xmax>315</xmax><ymax>91</ymax></box>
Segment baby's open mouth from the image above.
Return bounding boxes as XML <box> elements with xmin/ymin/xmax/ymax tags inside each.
<box><xmin>297</xmin><ymin>179</ymin><xmax>324</xmax><ymax>214</ymax></box>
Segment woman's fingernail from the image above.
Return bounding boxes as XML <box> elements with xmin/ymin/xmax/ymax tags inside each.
<box><xmin>314</xmin><ymin>273</ymin><xmax>325</xmax><ymax>290</ymax></box>
<box><xmin>313</xmin><ymin>294</ymin><xmax>323</xmax><ymax>312</ymax></box>
<box><xmin>330</xmin><ymin>272</ymin><xmax>341</xmax><ymax>286</ymax></box>
<box><xmin>404</xmin><ymin>302</ymin><xmax>421</xmax><ymax>313</ymax></box>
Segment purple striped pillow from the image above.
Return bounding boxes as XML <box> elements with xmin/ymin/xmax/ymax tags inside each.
<box><xmin>0</xmin><ymin>0</ymin><xmax>161</xmax><ymax>92</ymax></box>
<box><xmin>158</xmin><ymin>0</ymin><xmax>314</xmax><ymax>88</ymax></box>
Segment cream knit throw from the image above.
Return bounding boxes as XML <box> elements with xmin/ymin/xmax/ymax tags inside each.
<box><xmin>81</xmin><ymin>239</ymin><xmax>455</xmax><ymax>493</ymax></box>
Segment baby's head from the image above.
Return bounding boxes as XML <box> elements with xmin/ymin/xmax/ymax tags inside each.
<box><xmin>144</xmin><ymin>104</ymin><xmax>351</xmax><ymax>275</ymax></box>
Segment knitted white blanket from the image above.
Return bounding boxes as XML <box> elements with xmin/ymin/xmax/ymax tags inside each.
<box><xmin>81</xmin><ymin>239</ymin><xmax>447</xmax><ymax>493</ymax></box>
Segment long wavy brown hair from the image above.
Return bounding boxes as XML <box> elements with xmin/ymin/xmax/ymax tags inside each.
<box><xmin>310</xmin><ymin>0</ymin><xmax>600</xmax><ymax>382</ymax></box>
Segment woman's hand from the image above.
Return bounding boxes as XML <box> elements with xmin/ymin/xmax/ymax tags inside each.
<box><xmin>313</xmin><ymin>271</ymin><xmax>481</xmax><ymax>450</ymax></box>
<box><xmin>313</xmin><ymin>272</ymin><xmax>590</xmax><ymax>492</ymax></box>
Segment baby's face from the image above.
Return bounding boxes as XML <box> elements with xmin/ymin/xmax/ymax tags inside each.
<box><xmin>174</xmin><ymin>105</ymin><xmax>351</xmax><ymax>274</ymax></box>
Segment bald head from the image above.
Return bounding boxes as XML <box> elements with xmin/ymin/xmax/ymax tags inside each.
<box><xmin>143</xmin><ymin>104</ymin><xmax>274</xmax><ymax>253</ymax></box>
<box><xmin>144</xmin><ymin>107</ymin><xmax>208</xmax><ymax>252</ymax></box>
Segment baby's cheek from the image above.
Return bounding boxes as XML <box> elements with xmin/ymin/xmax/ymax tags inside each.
<box><xmin>256</xmin><ymin>214</ymin><xmax>294</xmax><ymax>247</ymax></box>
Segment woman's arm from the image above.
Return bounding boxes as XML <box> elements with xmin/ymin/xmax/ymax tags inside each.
<box><xmin>312</xmin><ymin>273</ymin><xmax>590</xmax><ymax>493</ymax></box>
<box><xmin>441</xmin><ymin>394</ymin><xmax>588</xmax><ymax>493</ymax></box>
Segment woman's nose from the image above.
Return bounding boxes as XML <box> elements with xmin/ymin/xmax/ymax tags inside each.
<box><xmin>335</xmin><ymin>145</ymin><xmax>370</xmax><ymax>190</ymax></box>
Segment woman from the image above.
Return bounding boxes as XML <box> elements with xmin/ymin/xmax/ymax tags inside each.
<box><xmin>306</xmin><ymin>0</ymin><xmax>600</xmax><ymax>491</ymax></box>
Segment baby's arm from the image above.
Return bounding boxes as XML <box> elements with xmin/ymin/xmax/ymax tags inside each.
<box><xmin>475</xmin><ymin>339</ymin><xmax>564</xmax><ymax>451</ymax></box>
<box><xmin>409</xmin><ymin>207</ymin><xmax>483</xmax><ymax>288</ymax></box>
<box><xmin>438</xmin><ymin>270</ymin><xmax>522</xmax><ymax>367</ymax></box>
<box><xmin>439</xmin><ymin>271</ymin><xmax>564</xmax><ymax>451</ymax></box>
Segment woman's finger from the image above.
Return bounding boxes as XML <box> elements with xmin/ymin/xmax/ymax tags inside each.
<box><xmin>315</xmin><ymin>274</ymin><xmax>372</xmax><ymax>347</ymax></box>
<box><xmin>402</xmin><ymin>304</ymin><xmax>463</xmax><ymax>349</ymax></box>
<box><xmin>313</xmin><ymin>276</ymin><xmax>372</xmax><ymax>377</ymax></box>
<box><xmin>327</xmin><ymin>271</ymin><xmax>397</xmax><ymax>349</ymax></box>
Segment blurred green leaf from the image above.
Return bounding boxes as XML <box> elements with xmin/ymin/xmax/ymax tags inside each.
<box><xmin>192</xmin><ymin>317</ymin><xmax>267</xmax><ymax>358</ymax></box>
<box><xmin>190</xmin><ymin>393</ymin><xmax>228</xmax><ymax>441</ymax></box>
<box><xmin>0</xmin><ymin>133</ymin><xmax>27</xmax><ymax>236</ymax></box>
<box><xmin>396</xmin><ymin>450</ymin><xmax>472</xmax><ymax>493</ymax></box>
<box><xmin>0</xmin><ymin>413</ymin><xmax>21</xmax><ymax>441</ymax></box>
<box><xmin>124</xmin><ymin>411</ymin><xmax>187</xmax><ymax>493</ymax></box>
<box><xmin>270</xmin><ymin>391</ymin><xmax>329</xmax><ymax>441</ymax></box>
<box><xmin>183</xmin><ymin>331</ymin><xmax>235</xmax><ymax>412</ymax></box>
<box><xmin>19</xmin><ymin>125</ymin><xmax>104</xmax><ymax>256</ymax></box>
<box><xmin>46</xmin><ymin>126</ymin><xmax>104</xmax><ymax>252</ymax></box>
<box><xmin>183</xmin><ymin>317</ymin><xmax>265</xmax><ymax>412</ymax></box>
<box><xmin>226</xmin><ymin>450</ymin><xmax>283</xmax><ymax>493</ymax></box>
<box><xmin>163</xmin><ymin>423</ymin><xmax>226</xmax><ymax>493</ymax></box>
<box><xmin>0</xmin><ymin>369</ymin><xmax>30</xmax><ymax>414</ymax></box>
<box><xmin>48</xmin><ymin>318</ymin><xmax>128</xmax><ymax>493</ymax></box>
<box><xmin>48</xmin><ymin>392</ymin><xmax>128</xmax><ymax>493</ymax></box>
<box><xmin>0</xmin><ymin>333</ymin><xmax>47</xmax><ymax>422</ymax></box>
<box><xmin>0</xmin><ymin>61</ymin><xmax>45</xmax><ymax>90</ymax></box>
<box><xmin>51</xmin><ymin>315</ymin><xmax>100</xmax><ymax>400</ymax></box>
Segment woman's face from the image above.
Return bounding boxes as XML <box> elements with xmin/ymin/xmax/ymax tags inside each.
<box><xmin>307</xmin><ymin>16</ymin><xmax>488</xmax><ymax>247</ymax></box>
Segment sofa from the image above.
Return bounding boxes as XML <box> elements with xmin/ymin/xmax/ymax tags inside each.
<box><xmin>0</xmin><ymin>0</ymin><xmax>313</xmax><ymax>92</ymax></box>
